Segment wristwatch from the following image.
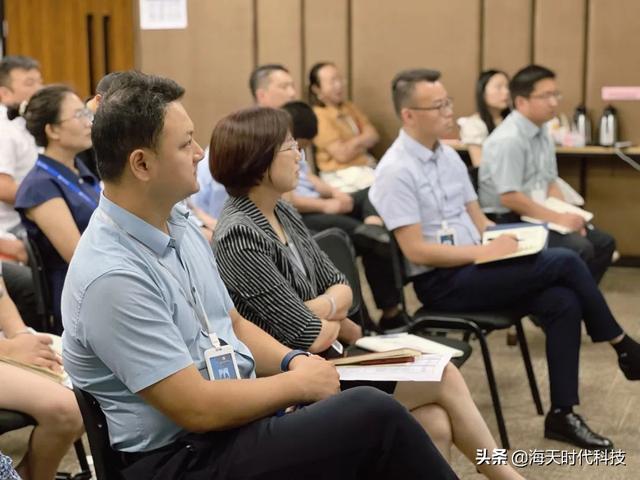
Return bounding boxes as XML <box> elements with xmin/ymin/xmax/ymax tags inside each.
<box><xmin>280</xmin><ymin>350</ymin><xmax>311</xmax><ymax>372</ymax></box>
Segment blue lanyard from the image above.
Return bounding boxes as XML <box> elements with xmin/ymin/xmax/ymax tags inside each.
<box><xmin>36</xmin><ymin>159</ymin><xmax>100</xmax><ymax>208</ymax></box>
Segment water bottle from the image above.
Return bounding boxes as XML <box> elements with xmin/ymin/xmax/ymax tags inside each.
<box><xmin>573</xmin><ymin>105</ymin><xmax>592</xmax><ymax>146</ymax></box>
<box><xmin>599</xmin><ymin>105</ymin><xmax>618</xmax><ymax>146</ymax></box>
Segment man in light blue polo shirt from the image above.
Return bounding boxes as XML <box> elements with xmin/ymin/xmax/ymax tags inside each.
<box><xmin>479</xmin><ymin>65</ymin><xmax>615</xmax><ymax>284</ymax></box>
<box><xmin>370</xmin><ymin>68</ymin><xmax>640</xmax><ymax>451</ymax></box>
<box><xmin>61</xmin><ymin>70</ymin><xmax>454</xmax><ymax>480</ymax></box>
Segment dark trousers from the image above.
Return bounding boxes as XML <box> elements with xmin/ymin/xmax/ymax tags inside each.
<box><xmin>489</xmin><ymin>211</ymin><xmax>616</xmax><ymax>284</ymax></box>
<box><xmin>120</xmin><ymin>387</ymin><xmax>457</xmax><ymax>480</ymax></box>
<box><xmin>302</xmin><ymin>189</ymin><xmax>399</xmax><ymax>309</ymax></box>
<box><xmin>548</xmin><ymin>227</ymin><xmax>615</xmax><ymax>284</ymax></box>
<box><xmin>2</xmin><ymin>262</ymin><xmax>40</xmax><ymax>330</ymax></box>
<box><xmin>413</xmin><ymin>248</ymin><xmax>623</xmax><ymax>407</ymax></box>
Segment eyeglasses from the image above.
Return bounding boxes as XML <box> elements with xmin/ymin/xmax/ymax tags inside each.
<box><xmin>279</xmin><ymin>140</ymin><xmax>300</xmax><ymax>154</ymax></box>
<box><xmin>57</xmin><ymin>108</ymin><xmax>94</xmax><ymax>124</ymax></box>
<box><xmin>528</xmin><ymin>91</ymin><xmax>562</xmax><ymax>102</ymax></box>
<box><xmin>407</xmin><ymin>97</ymin><xmax>454</xmax><ymax>115</ymax></box>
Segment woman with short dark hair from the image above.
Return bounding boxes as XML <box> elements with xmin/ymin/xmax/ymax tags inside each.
<box><xmin>211</xmin><ymin>106</ymin><xmax>524</xmax><ymax>480</ymax></box>
<box><xmin>14</xmin><ymin>85</ymin><xmax>99</xmax><ymax>329</ymax></box>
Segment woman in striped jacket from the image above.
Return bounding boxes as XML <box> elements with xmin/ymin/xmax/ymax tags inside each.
<box><xmin>209</xmin><ymin>106</ymin><xmax>524</xmax><ymax>480</ymax></box>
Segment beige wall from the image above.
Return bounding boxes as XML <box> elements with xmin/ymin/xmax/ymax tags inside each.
<box><xmin>135</xmin><ymin>0</ymin><xmax>640</xmax><ymax>148</ymax></box>
<box><xmin>135</xmin><ymin>0</ymin><xmax>640</xmax><ymax>255</ymax></box>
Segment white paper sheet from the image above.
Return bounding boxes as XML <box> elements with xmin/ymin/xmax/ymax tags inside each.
<box><xmin>336</xmin><ymin>354</ymin><xmax>451</xmax><ymax>382</ymax></box>
<box><xmin>139</xmin><ymin>0</ymin><xmax>188</xmax><ymax>30</ymax></box>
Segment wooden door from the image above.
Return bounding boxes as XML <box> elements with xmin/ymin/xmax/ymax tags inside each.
<box><xmin>3</xmin><ymin>0</ymin><xmax>134</xmax><ymax>98</ymax></box>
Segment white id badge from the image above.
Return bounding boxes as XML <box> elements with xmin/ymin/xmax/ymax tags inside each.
<box><xmin>204</xmin><ymin>345</ymin><xmax>241</xmax><ymax>380</ymax></box>
<box><xmin>437</xmin><ymin>224</ymin><xmax>457</xmax><ymax>246</ymax></box>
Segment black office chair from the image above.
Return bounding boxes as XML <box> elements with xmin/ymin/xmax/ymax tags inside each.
<box><xmin>0</xmin><ymin>409</ymin><xmax>92</xmax><ymax>479</ymax></box>
<box><xmin>23</xmin><ymin>236</ymin><xmax>57</xmax><ymax>334</ymax></box>
<box><xmin>388</xmin><ymin>235</ymin><xmax>544</xmax><ymax>449</ymax></box>
<box><xmin>312</xmin><ymin>227</ymin><xmax>472</xmax><ymax>368</ymax></box>
<box><xmin>73</xmin><ymin>387</ymin><xmax>124</xmax><ymax>480</ymax></box>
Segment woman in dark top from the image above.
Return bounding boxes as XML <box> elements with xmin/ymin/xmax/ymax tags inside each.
<box><xmin>210</xmin><ymin>107</ymin><xmax>524</xmax><ymax>480</ymax></box>
<box><xmin>15</xmin><ymin>85</ymin><xmax>99</xmax><ymax>328</ymax></box>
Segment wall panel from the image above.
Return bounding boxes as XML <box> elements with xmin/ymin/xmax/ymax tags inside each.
<box><xmin>303</xmin><ymin>0</ymin><xmax>348</xmax><ymax>95</ymax></box>
<box><xmin>534</xmin><ymin>0</ymin><xmax>586</xmax><ymax>114</ymax></box>
<box><xmin>351</xmin><ymin>0</ymin><xmax>481</xmax><ymax>155</ymax></box>
<box><xmin>256</xmin><ymin>0</ymin><xmax>303</xmax><ymax>94</ymax></box>
<box><xmin>483</xmin><ymin>0</ymin><xmax>532</xmax><ymax>74</ymax></box>
<box><xmin>586</xmin><ymin>0</ymin><xmax>640</xmax><ymax>145</ymax></box>
<box><xmin>137</xmin><ymin>0</ymin><xmax>254</xmax><ymax>145</ymax></box>
<box><xmin>5</xmin><ymin>0</ymin><xmax>91</xmax><ymax>95</ymax></box>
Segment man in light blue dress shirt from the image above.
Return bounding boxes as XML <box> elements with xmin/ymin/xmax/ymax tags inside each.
<box><xmin>479</xmin><ymin>65</ymin><xmax>615</xmax><ymax>284</ymax></box>
<box><xmin>370</xmin><ymin>68</ymin><xmax>640</xmax><ymax>451</ymax></box>
<box><xmin>61</xmin><ymin>70</ymin><xmax>454</xmax><ymax>480</ymax></box>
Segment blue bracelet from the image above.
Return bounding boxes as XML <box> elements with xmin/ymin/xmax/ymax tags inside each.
<box><xmin>280</xmin><ymin>350</ymin><xmax>310</xmax><ymax>372</ymax></box>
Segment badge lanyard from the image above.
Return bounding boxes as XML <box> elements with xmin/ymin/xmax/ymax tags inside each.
<box><xmin>36</xmin><ymin>159</ymin><xmax>100</xmax><ymax>209</ymax></box>
<box><xmin>169</xmin><ymin>255</ymin><xmax>222</xmax><ymax>350</ymax></box>
<box><xmin>424</xmin><ymin>153</ymin><xmax>478</xmax><ymax>245</ymax></box>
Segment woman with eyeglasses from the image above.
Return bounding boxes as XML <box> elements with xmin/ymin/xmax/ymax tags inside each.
<box><xmin>211</xmin><ymin>107</ymin><xmax>525</xmax><ymax>480</ymax></box>
<box><xmin>15</xmin><ymin>85</ymin><xmax>99</xmax><ymax>330</ymax></box>
<box><xmin>308</xmin><ymin>62</ymin><xmax>379</xmax><ymax>192</ymax></box>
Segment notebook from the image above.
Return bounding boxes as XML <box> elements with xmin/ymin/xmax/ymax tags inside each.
<box><xmin>0</xmin><ymin>333</ymin><xmax>69</xmax><ymax>385</ymax></box>
<box><xmin>330</xmin><ymin>348</ymin><xmax>422</xmax><ymax>366</ymax></box>
<box><xmin>476</xmin><ymin>223</ymin><xmax>548</xmax><ymax>264</ymax></box>
<box><xmin>355</xmin><ymin>333</ymin><xmax>464</xmax><ymax>358</ymax></box>
<box><xmin>521</xmin><ymin>197</ymin><xmax>594</xmax><ymax>235</ymax></box>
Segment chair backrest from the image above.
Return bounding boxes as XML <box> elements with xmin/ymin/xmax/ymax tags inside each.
<box><xmin>312</xmin><ymin>228</ymin><xmax>367</xmax><ymax>330</ymax></box>
<box><xmin>468</xmin><ymin>166</ymin><xmax>480</xmax><ymax>193</ymax></box>
<box><xmin>23</xmin><ymin>236</ymin><xmax>54</xmax><ymax>332</ymax></box>
<box><xmin>73</xmin><ymin>386</ymin><xmax>123</xmax><ymax>480</ymax></box>
<box><xmin>388</xmin><ymin>234</ymin><xmax>411</xmax><ymax>314</ymax></box>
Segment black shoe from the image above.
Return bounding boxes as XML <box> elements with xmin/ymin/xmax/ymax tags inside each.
<box><xmin>618</xmin><ymin>354</ymin><xmax>640</xmax><ymax>380</ymax></box>
<box><xmin>352</xmin><ymin>224</ymin><xmax>390</xmax><ymax>257</ymax></box>
<box><xmin>544</xmin><ymin>411</ymin><xmax>614</xmax><ymax>450</ymax></box>
<box><xmin>378</xmin><ymin>311</ymin><xmax>412</xmax><ymax>331</ymax></box>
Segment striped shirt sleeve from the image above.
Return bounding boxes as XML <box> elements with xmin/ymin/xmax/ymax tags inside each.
<box><xmin>215</xmin><ymin>224</ymin><xmax>322</xmax><ymax>350</ymax></box>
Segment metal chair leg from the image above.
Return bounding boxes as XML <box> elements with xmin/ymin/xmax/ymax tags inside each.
<box><xmin>72</xmin><ymin>439</ymin><xmax>92</xmax><ymax>479</ymax></box>
<box><xmin>515</xmin><ymin>320</ymin><xmax>544</xmax><ymax>415</ymax></box>
<box><xmin>475</xmin><ymin>327</ymin><xmax>510</xmax><ymax>449</ymax></box>
<box><xmin>410</xmin><ymin>316</ymin><xmax>510</xmax><ymax>449</ymax></box>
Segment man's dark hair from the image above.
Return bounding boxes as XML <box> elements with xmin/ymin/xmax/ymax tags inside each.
<box><xmin>391</xmin><ymin>69</ymin><xmax>441</xmax><ymax>116</ymax></box>
<box><xmin>281</xmin><ymin>101</ymin><xmax>317</xmax><ymax>140</ymax></box>
<box><xmin>23</xmin><ymin>84</ymin><xmax>74</xmax><ymax>147</ymax></box>
<box><xmin>476</xmin><ymin>69</ymin><xmax>511</xmax><ymax>134</ymax></box>
<box><xmin>0</xmin><ymin>55</ymin><xmax>40</xmax><ymax>88</ymax></box>
<box><xmin>249</xmin><ymin>64</ymin><xmax>289</xmax><ymax>100</ymax></box>
<box><xmin>209</xmin><ymin>107</ymin><xmax>290</xmax><ymax>197</ymax></box>
<box><xmin>91</xmin><ymin>70</ymin><xmax>185</xmax><ymax>182</ymax></box>
<box><xmin>509</xmin><ymin>64</ymin><xmax>556</xmax><ymax>103</ymax></box>
<box><xmin>95</xmin><ymin>71</ymin><xmax>123</xmax><ymax>95</ymax></box>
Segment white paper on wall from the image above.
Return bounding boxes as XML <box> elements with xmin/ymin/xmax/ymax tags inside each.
<box><xmin>139</xmin><ymin>0</ymin><xmax>188</xmax><ymax>30</ymax></box>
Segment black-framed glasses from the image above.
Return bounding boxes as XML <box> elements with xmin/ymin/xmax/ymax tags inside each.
<box><xmin>529</xmin><ymin>91</ymin><xmax>562</xmax><ymax>102</ymax></box>
<box><xmin>57</xmin><ymin>108</ymin><xmax>94</xmax><ymax>124</ymax></box>
<box><xmin>407</xmin><ymin>97</ymin><xmax>454</xmax><ymax>115</ymax></box>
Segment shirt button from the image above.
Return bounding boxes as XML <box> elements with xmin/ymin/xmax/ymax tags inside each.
<box><xmin>78</xmin><ymin>178</ymin><xmax>84</xmax><ymax>184</ymax></box>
